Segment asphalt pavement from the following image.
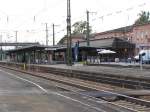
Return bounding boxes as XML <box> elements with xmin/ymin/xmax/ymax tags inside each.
<box><xmin>0</xmin><ymin>67</ymin><xmax>135</xmax><ymax>112</ymax></box>
<box><xmin>0</xmin><ymin>67</ymin><xmax>117</xmax><ymax>112</ymax></box>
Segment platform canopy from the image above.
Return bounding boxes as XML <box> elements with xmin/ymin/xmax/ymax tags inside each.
<box><xmin>6</xmin><ymin>45</ymin><xmax>47</xmax><ymax>53</ymax></box>
<box><xmin>79</xmin><ymin>37</ymin><xmax>135</xmax><ymax>49</ymax></box>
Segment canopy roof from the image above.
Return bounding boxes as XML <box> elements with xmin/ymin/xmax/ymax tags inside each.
<box><xmin>79</xmin><ymin>37</ymin><xmax>135</xmax><ymax>49</ymax></box>
<box><xmin>7</xmin><ymin>37</ymin><xmax>135</xmax><ymax>54</ymax></box>
<box><xmin>6</xmin><ymin>45</ymin><xmax>47</xmax><ymax>53</ymax></box>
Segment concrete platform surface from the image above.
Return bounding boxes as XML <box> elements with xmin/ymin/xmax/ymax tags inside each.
<box><xmin>37</xmin><ymin>64</ymin><xmax>150</xmax><ymax>79</ymax></box>
<box><xmin>0</xmin><ymin>67</ymin><xmax>133</xmax><ymax>112</ymax></box>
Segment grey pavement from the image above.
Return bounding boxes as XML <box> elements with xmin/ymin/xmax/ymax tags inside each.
<box><xmin>0</xmin><ymin>67</ymin><xmax>131</xmax><ymax>112</ymax></box>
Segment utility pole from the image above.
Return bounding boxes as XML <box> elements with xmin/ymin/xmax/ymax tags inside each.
<box><xmin>52</xmin><ymin>24</ymin><xmax>59</xmax><ymax>46</ymax></box>
<box><xmin>0</xmin><ymin>35</ymin><xmax>2</xmax><ymax>60</ymax></box>
<box><xmin>15</xmin><ymin>31</ymin><xmax>18</xmax><ymax>49</ymax></box>
<box><xmin>0</xmin><ymin>35</ymin><xmax>2</xmax><ymax>43</ymax></box>
<box><xmin>45</xmin><ymin>23</ymin><xmax>48</xmax><ymax>46</ymax></box>
<box><xmin>86</xmin><ymin>10</ymin><xmax>90</xmax><ymax>46</ymax></box>
<box><xmin>7</xmin><ymin>16</ymin><xmax>9</xmax><ymax>23</ymax></box>
<box><xmin>86</xmin><ymin>10</ymin><xmax>96</xmax><ymax>46</ymax></box>
<box><xmin>66</xmin><ymin>0</ymin><xmax>72</xmax><ymax>66</ymax></box>
<box><xmin>52</xmin><ymin>24</ymin><xmax>55</xmax><ymax>46</ymax></box>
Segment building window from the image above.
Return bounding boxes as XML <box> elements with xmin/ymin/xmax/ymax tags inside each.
<box><xmin>145</xmin><ymin>35</ymin><xmax>148</xmax><ymax>38</ymax></box>
<box><xmin>141</xmin><ymin>32</ymin><xmax>144</xmax><ymax>38</ymax></box>
<box><xmin>148</xmin><ymin>38</ymin><xmax>150</xmax><ymax>42</ymax></box>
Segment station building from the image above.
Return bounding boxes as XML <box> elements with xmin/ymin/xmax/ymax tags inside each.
<box><xmin>59</xmin><ymin>23</ymin><xmax>150</xmax><ymax>55</ymax></box>
<box><xmin>92</xmin><ymin>23</ymin><xmax>150</xmax><ymax>55</ymax></box>
<box><xmin>6</xmin><ymin>23</ymin><xmax>150</xmax><ymax>64</ymax></box>
<box><xmin>6</xmin><ymin>37</ymin><xmax>135</xmax><ymax>64</ymax></box>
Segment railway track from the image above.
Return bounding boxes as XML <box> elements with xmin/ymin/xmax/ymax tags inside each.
<box><xmin>1</xmin><ymin>62</ymin><xmax>150</xmax><ymax>89</ymax></box>
<box><xmin>38</xmin><ymin>67</ymin><xmax>150</xmax><ymax>89</ymax></box>
<box><xmin>39</xmin><ymin>73</ymin><xmax>150</xmax><ymax>112</ymax></box>
<box><xmin>47</xmin><ymin>77</ymin><xmax>150</xmax><ymax>112</ymax></box>
<box><xmin>1</xmin><ymin>65</ymin><xmax>150</xmax><ymax>112</ymax></box>
<box><xmin>114</xmin><ymin>100</ymin><xmax>150</xmax><ymax>112</ymax></box>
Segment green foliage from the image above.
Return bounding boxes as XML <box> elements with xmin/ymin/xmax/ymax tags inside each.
<box><xmin>58</xmin><ymin>21</ymin><xmax>93</xmax><ymax>45</ymax></box>
<box><xmin>57</xmin><ymin>35</ymin><xmax>67</xmax><ymax>45</ymax></box>
<box><xmin>72</xmin><ymin>21</ymin><xmax>92</xmax><ymax>35</ymax></box>
<box><xmin>134</xmin><ymin>11</ymin><xmax>150</xmax><ymax>25</ymax></box>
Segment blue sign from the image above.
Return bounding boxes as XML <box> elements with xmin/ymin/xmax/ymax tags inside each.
<box><xmin>74</xmin><ymin>41</ymin><xmax>79</xmax><ymax>62</ymax></box>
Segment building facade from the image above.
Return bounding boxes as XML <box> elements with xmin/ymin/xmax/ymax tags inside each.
<box><xmin>94</xmin><ymin>23</ymin><xmax>150</xmax><ymax>55</ymax></box>
<box><xmin>57</xmin><ymin>23</ymin><xmax>150</xmax><ymax>59</ymax></box>
<box><xmin>132</xmin><ymin>23</ymin><xmax>150</xmax><ymax>52</ymax></box>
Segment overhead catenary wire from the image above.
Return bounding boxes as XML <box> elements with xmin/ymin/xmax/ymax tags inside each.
<box><xmin>55</xmin><ymin>2</ymin><xmax>147</xmax><ymax>36</ymax></box>
<box><xmin>0</xmin><ymin>1</ymin><xmax>148</xmax><ymax>45</ymax></box>
<box><xmin>1</xmin><ymin>2</ymin><xmax>146</xmax><ymax>32</ymax></box>
<box><xmin>36</xmin><ymin>2</ymin><xmax>149</xmax><ymax>44</ymax></box>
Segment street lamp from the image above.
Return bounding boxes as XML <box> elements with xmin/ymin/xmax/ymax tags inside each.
<box><xmin>140</xmin><ymin>52</ymin><xmax>145</xmax><ymax>70</ymax></box>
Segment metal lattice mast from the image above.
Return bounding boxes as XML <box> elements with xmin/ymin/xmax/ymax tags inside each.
<box><xmin>67</xmin><ymin>0</ymin><xmax>72</xmax><ymax>65</ymax></box>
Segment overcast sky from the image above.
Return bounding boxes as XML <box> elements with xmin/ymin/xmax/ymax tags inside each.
<box><xmin>0</xmin><ymin>0</ymin><xmax>149</xmax><ymax>46</ymax></box>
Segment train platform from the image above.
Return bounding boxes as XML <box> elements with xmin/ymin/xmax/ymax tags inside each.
<box><xmin>37</xmin><ymin>63</ymin><xmax>150</xmax><ymax>80</ymax></box>
<box><xmin>1</xmin><ymin>62</ymin><xmax>150</xmax><ymax>98</ymax></box>
<box><xmin>88</xmin><ymin>62</ymin><xmax>150</xmax><ymax>69</ymax></box>
<box><xmin>0</xmin><ymin>61</ymin><xmax>150</xmax><ymax>81</ymax></box>
<box><xmin>1</xmin><ymin>64</ymin><xmax>150</xmax><ymax>98</ymax></box>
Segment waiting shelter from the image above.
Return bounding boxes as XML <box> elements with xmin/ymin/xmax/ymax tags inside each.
<box><xmin>6</xmin><ymin>37</ymin><xmax>135</xmax><ymax>64</ymax></box>
<box><xmin>7</xmin><ymin>45</ymin><xmax>47</xmax><ymax>64</ymax></box>
<box><xmin>78</xmin><ymin>37</ymin><xmax>135</xmax><ymax>62</ymax></box>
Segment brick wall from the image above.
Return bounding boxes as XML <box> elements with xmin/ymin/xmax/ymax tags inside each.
<box><xmin>94</xmin><ymin>28</ymin><xmax>133</xmax><ymax>42</ymax></box>
<box><xmin>132</xmin><ymin>24</ymin><xmax>150</xmax><ymax>45</ymax></box>
<box><xmin>94</xmin><ymin>23</ymin><xmax>150</xmax><ymax>55</ymax></box>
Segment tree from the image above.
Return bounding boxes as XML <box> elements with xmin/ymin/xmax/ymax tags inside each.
<box><xmin>57</xmin><ymin>35</ymin><xmax>67</xmax><ymax>45</ymax></box>
<box><xmin>72</xmin><ymin>21</ymin><xmax>92</xmax><ymax>35</ymax></box>
<box><xmin>134</xmin><ymin>11</ymin><xmax>150</xmax><ymax>25</ymax></box>
<box><xmin>58</xmin><ymin>21</ymin><xmax>93</xmax><ymax>45</ymax></box>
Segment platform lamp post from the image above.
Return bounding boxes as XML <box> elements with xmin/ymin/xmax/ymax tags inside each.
<box><xmin>140</xmin><ymin>52</ymin><xmax>145</xmax><ymax>70</ymax></box>
<box><xmin>66</xmin><ymin>0</ymin><xmax>72</xmax><ymax>66</ymax></box>
<box><xmin>52</xmin><ymin>24</ymin><xmax>59</xmax><ymax>46</ymax></box>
